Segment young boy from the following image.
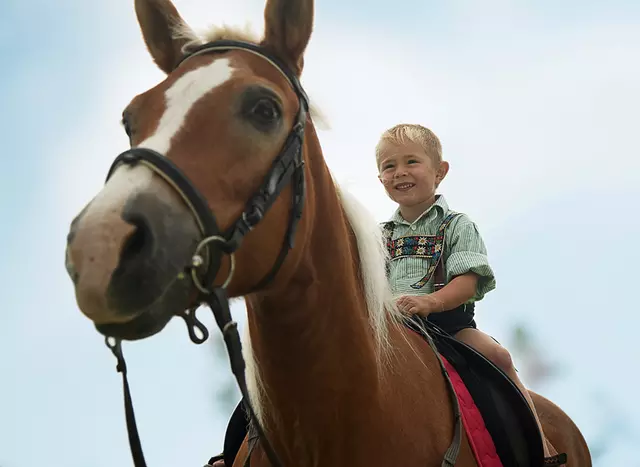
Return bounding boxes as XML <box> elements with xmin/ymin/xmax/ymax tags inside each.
<box><xmin>376</xmin><ymin>123</ymin><xmax>560</xmax><ymax>462</ymax></box>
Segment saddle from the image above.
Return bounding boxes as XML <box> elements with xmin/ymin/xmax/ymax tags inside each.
<box><xmin>406</xmin><ymin>317</ymin><xmax>552</xmax><ymax>466</ymax></box>
<box><xmin>209</xmin><ymin>317</ymin><xmax>567</xmax><ymax>467</ymax></box>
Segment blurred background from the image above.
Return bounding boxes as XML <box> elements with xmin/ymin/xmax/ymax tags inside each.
<box><xmin>1</xmin><ymin>0</ymin><xmax>639</xmax><ymax>465</ymax></box>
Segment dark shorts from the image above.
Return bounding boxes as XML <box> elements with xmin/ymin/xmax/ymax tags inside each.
<box><xmin>427</xmin><ymin>302</ymin><xmax>476</xmax><ymax>336</ymax></box>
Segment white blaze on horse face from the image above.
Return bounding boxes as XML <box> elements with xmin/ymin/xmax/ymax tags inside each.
<box><xmin>85</xmin><ymin>58</ymin><xmax>235</xmax><ymax>219</ymax></box>
<box><xmin>138</xmin><ymin>57</ymin><xmax>235</xmax><ymax>154</ymax></box>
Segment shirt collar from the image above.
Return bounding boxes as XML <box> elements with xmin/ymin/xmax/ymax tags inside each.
<box><xmin>390</xmin><ymin>194</ymin><xmax>449</xmax><ymax>226</ymax></box>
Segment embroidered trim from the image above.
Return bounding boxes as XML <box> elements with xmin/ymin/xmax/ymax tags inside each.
<box><xmin>386</xmin><ymin>235</ymin><xmax>443</xmax><ymax>259</ymax></box>
<box><xmin>382</xmin><ymin>212</ymin><xmax>460</xmax><ymax>289</ymax></box>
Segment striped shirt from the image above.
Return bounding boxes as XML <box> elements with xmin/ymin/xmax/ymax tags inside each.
<box><xmin>383</xmin><ymin>195</ymin><xmax>496</xmax><ymax>303</ymax></box>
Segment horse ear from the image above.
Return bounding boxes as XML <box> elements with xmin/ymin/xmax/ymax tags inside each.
<box><xmin>261</xmin><ymin>0</ymin><xmax>314</xmax><ymax>76</ymax></box>
<box><xmin>134</xmin><ymin>0</ymin><xmax>195</xmax><ymax>74</ymax></box>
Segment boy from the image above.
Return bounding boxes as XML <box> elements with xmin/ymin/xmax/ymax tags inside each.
<box><xmin>377</xmin><ymin>123</ymin><xmax>560</xmax><ymax>462</ymax></box>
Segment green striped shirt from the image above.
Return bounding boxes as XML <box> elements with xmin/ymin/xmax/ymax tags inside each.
<box><xmin>383</xmin><ymin>195</ymin><xmax>496</xmax><ymax>303</ymax></box>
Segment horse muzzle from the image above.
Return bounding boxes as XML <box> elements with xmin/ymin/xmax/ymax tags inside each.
<box><xmin>65</xmin><ymin>170</ymin><xmax>204</xmax><ymax>339</ymax></box>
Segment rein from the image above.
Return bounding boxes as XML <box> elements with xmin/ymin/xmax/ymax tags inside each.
<box><xmin>102</xmin><ymin>40</ymin><xmax>309</xmax><ymax>467</ymax></box>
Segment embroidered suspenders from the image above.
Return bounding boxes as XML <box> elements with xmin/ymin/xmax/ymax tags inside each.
<box><xmin>382</xmin><ymin>212</ymin><xmax>461</xmax><ymax>291</ymax></box>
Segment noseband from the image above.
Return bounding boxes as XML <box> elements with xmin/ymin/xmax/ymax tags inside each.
<box><xmin>103</xmin><ymin>40</ymin><xmax>309</xmax><ymax>467</ymax></box>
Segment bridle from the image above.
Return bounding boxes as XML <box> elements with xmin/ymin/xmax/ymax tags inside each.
<box><xmin>102</xmin><ymin>40</ymin><xmax>309</xmax><ymax>467</ymax></box>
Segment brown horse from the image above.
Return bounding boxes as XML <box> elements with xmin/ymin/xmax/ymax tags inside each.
<box><xmin>64</xmin><ymin>0</ymin><xmax>591</xmax><ymax>465</ymax></box>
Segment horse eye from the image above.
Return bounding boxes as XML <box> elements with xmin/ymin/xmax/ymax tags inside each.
<box><xmin>251</xmin><ymin>98</ymin><xmax>280</xmax><ymax>124</ymax></box>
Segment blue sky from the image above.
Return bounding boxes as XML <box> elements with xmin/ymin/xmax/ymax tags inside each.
<box><xmin>2</xmin><ymin>0</ymin><xmax>639</xmax><ymax>465</ymax></box>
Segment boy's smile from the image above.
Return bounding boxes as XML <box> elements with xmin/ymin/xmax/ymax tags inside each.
<box><xmin>394</xmin><ymin>181</ymin><xmax>416</xmax><ymax>191</ymax></box>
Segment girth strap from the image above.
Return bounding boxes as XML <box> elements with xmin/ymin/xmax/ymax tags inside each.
<box><xmin>430</xmin><ymin>338</ymin><xmax>464</xmax><ymax>467</ymax></box>
<box><xmin>243</xmin><ymin>417</ymin><xmax>261</xmax><ymax>467</ymax></box>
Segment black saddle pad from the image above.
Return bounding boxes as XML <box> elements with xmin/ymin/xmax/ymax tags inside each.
<box><xmin>405</xmin><ymin>317</ymin><xmax>545</xmax><ymax>467</ymax></box>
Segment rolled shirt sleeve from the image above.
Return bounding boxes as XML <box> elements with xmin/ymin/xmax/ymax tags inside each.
<box><xmin>445</xmin><ymin>216</ymin><xmax>496</xmax><ymax>301</ymax></box>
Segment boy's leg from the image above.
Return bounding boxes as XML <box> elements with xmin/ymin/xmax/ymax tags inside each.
<box><xmin>454</xmin><ymin>328</ymin><xmax>555</xmax><ymax>458</ymax></box>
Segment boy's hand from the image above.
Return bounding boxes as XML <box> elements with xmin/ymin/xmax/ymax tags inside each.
<box><xmin>396</xmin><ymin>295</ymin><xmax>443</xmax><ymax>317</ymax></box>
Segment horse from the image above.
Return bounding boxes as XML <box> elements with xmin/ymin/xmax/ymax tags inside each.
<box><xmin>64</xmin><ymin>0</ymin><xmax>592</xmax><ymax>465</ymax></box>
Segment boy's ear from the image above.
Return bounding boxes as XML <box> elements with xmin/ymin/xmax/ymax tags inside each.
<box><xmin>435</xmin><ymin>161</ymin><xmax>450</xmax><ymax>186</ymax></box>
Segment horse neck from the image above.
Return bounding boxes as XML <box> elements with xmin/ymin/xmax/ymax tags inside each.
<box><xmin>245</xmin><ymin>131</ymin><xmax>384</xmax><ymax>463</ymax></box>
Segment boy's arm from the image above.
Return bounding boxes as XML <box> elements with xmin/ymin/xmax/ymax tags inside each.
<box><xmin>399</xmin><ymin>272</ymin><xmax>478</xmax><ymax>316</ymax></box>
<box><xmin>425</xmin><ymin>272</ymin><xmax>479</xmax><ymax>313</ymax></box>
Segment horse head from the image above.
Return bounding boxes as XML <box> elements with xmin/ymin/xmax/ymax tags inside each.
<box><xmin>65</xmin><ymin>0</ymin><xmax>317</xmax><ymax>341</ymax></box>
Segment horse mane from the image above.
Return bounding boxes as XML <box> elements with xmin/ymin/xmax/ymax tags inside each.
<box><xmin>173</xmin><ymin>23</ymin><xmax>330</xmax><ymax>129</ymax></box>
<box><xmin>334</xmin><ymin>182</ymin><xmax>405</xmax><ymax>356</ymax></box>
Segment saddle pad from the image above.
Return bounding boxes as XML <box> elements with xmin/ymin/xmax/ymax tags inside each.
<box><xmin>441</xmin><ymin>356</ymin><xmax>503</xmax><ymax>467</ymax></box>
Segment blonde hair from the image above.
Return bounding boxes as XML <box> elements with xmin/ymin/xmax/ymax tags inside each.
<box><xmin>375</xmin><ymin>123</ymin><xmax>442</xmax><ymax>169</ymax></box>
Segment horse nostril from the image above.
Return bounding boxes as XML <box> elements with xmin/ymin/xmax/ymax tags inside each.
<box><xmin>119</xmin><ymin>215</ymin><xmax>154</xmax><ymax>266</ymax></box>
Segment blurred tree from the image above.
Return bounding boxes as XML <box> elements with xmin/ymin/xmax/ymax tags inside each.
<box><xmin>508</xmin><ymin>324</ymin><xmax>559</xmax><ymax>388</ymax></box>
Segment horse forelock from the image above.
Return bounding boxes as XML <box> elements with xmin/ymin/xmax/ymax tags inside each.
<box><xmin>173</xmin><ymin>22</ymin><xmax>261</xmax><ymax>48</ymax></box>
<box><xmin>172</xmin><ymin>23</ymin><xmax>330</xmax><ymax>130</ymax></box>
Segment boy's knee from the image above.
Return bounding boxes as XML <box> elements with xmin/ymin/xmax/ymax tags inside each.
<box><xmin>456</xmin><ymin>330</ymin><xmax>515</xmax><ymax>375</ymax></box>
<box><xmin>487</xmin><ymin>344</ymin><xmax>514</xmax><ymax>374</ymax></box>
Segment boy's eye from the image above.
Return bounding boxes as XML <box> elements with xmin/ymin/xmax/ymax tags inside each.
<box><xmin>407</xmin><ymin>159</ymin><xmax>418</xmax><ymax>164</ymax></box>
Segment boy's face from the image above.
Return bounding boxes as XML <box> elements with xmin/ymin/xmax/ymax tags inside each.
<box><xmin>377</xmin><ymin>141</ymin><xmax>449</xmax><ymax>209</ymax></box>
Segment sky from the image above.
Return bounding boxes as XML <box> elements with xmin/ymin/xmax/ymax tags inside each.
<box><xmin>1</xmin><ymin>0</ymin><xmax>639</xmax><ymax>465</ymax></box>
